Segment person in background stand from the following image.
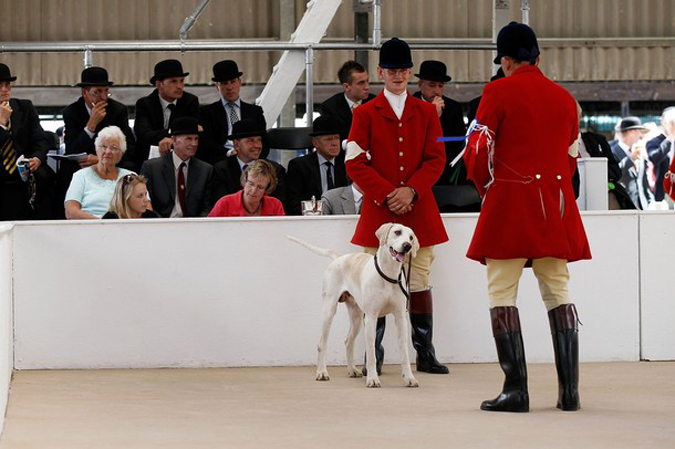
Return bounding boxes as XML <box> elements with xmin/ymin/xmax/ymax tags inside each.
<box><xmin>0</xmin><ymin>63</ymin><xmax>54</xmax><ymax>220</ymax></box>
<box><xmin>134</xmin><ymin>60</ymin><xmax>199</xmax><ymax>169</ymax></box>
<box><xmin>103</xmin><ymin>174</ymin><xmax>159</xmax><ymax>219</ymax></box>
<box><xmin>464</xmin><ymin>22</ymin><xmax>591</xmax><ymax>413</ymax></box>
<box><xmin>346</xmin><ymin>37</ymin><xmax>449</xmax><ymax>377</ymax></box>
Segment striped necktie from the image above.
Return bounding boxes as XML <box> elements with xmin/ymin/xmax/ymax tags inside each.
<box><xmin>2</xmin><ymin>120</ymin><xmax>18</xmax><ymax>175</ymax></box>
<box><xmin>228</xmin><ymin>102</ymin><xmax>239</xmax><ymax>126</ymax></box>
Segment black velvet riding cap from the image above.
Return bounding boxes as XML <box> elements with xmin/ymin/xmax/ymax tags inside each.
<box><xmin>379</xmin><ymin>37</ymin><xmax>413</xmax><ymax>69</ymax></box>
<box><xmin>493</xmin><ymin>21</ymin><xmax>540</xmax><ymax>64</ymax></box>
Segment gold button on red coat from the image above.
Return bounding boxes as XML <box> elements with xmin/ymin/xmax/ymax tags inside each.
<box><xmin>399</xmin><ymin>152</ymin><xmax>403</xmax><ymax>156</ymax></box>
<box><xmin>398</xmin><ymin>137</ymin><xmax>403</xmax><ymax>142</ymax></box>
<box><xmin>400</xmin><ymin>166</ymin><xmax>404</xmax><ymax>171</ymax></box>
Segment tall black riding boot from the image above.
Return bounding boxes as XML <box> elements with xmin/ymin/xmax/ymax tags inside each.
<box><xmin>362</xmin><ymin>316</ymin><xmax>386</xmax><ymax>376</ymax></box>
<box><xmin>481</xmin><ymin>306</ymin><xmax>529</xmax><ymax>412</ymax></box>
<box><xmin>409</xmin><ymin>290</ymin><xmax>449</xmax><ymax>374</ymax></box>
<box><xmin>548</xmin><ymin>303</ymin><xmax>580</xmax><ymax>411</ymax></box>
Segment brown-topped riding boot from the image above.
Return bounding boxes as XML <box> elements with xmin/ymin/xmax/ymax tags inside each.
<box><xmin>481</xmin><ymin>306</ymin><xmax>529</xmax><ymax>413</ymax></box>
<box><xmin>362</xmin><ymin>317</ymin><xmax>386</xmax><ymax>376</ymax></box>
<box><xmin>409</xmin><ymin>290</ymin><xmax>449</xmax><ymax>374</ymax></box>
<box><xmin>548</xmin><ymin>303</ymin><xmax>580</xmax><ymax>411</ymax></box>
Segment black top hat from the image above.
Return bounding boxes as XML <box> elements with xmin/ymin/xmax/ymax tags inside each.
<box><xmin>168</xmin><ymin>117</ymin><xmax>201</xmax><ymax>136</ymax></box>
<box><xmin>227</xmin><ymin>119</ymin><xmax>267</xmax><ymax>140</ymax></box>
<box><xmin>0</xmin><ymin>63</ymin><xmax>17</xmax><ymax>82</ymax></box>
<box><xmin>310</xmin><ymin>115</ymin><xmax>342</xmax><ymax>137</ymax></box>
<box><xmin>212</xmin><ymin>60</ymin><xmax>243</xmax><ymax>82</ymax></box>
<box><xmin>415</xmin><ymin>60</ymin><xmax>451</xmax><ymax>82</ymax></box>
<box><xmin>615</xmin><ymin>116</ymin><xmax>647</xmax><ymax>132</ymax></box>
<box><xmin>490</xmin><ymin>67</ymin><xmax>505</xmax><ymax>82</ymax></box>
<box><xmin>379</xmin><ymin>37</ymin><xmax>414</xmax><ymax>69</ymax></box>
<box><xmin>494</xmin><ymin>21</ymin><xmax>540</xmax><ymax>64</ymax></box>
<box><xmin>76</xmin><ymin>67</ymin><xmax>114</xmax><ymax>87</ymax></box>
<box><xmin>150</xmin><ymin>59</ymin><xmax>189</xmax><ymax>85</ymax></box>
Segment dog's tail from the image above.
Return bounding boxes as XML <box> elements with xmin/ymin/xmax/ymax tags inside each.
<box><xmin>286</xmin><ymin>235</ymin><xmax>341</xmax><ymax>260</ymax></box>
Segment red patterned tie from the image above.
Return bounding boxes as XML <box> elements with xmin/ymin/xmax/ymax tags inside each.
<box><xmin>177</xmin><ymin>162</ymin><xmax>187</xmax><ymax>216</ymax></box>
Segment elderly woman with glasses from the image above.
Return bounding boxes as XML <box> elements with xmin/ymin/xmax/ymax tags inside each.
<box><xmin>64</xmin><ymin>125</ymin><xmax>135</xmax><ymax>219</ymax></box>
<box><xmin>102</xmin><ymin>174</ymin><xmax>159</xmax><ymax>219</ymax></box>
<box><xmin>208</xmin><ymin>159</ymin><xmax>285</xmax><ymax>217</ymax></box>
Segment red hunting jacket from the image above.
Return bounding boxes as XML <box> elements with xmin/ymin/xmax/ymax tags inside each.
<box><xmin>346</xmin><ymin>91</ymin><xmax>449</xmax><ymax>248</ymax></box>
<box><xmin>663</xmin><ymin>156</ymin><xmax>675</xmax><ymax>201</ymax></box>
<box><xmin>464</xmin><ymin>65</ymin><xmax>591</xmax><ymax>264</ymax></box>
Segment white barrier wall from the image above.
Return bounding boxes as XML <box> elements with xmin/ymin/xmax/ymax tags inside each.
<box><xmin>0</xmin><ymin>224</ymin><xmax>14</xmax><ymax>434</ymax></box>
<box><xmin>640</xmin><ymin>212</ymin><xmax>675</xmax><ymax>360</ymax></box>
<box><xmin>10</xmin><ymin>212</ymin><xmax>651</xmax><ymax>370</ymax></box>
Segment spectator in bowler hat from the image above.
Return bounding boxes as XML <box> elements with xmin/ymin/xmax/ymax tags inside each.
<box><xmin>199</xmin><ymin>60</ymin><xmax>268</xmax><ymax>165</ymax></box>
<box><xmin>134</xmin><ymin>59</ymin><xmax>199</xmax><ymax>168</ymax></box>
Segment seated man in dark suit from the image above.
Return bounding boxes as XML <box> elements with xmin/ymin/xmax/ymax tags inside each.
<box><xmin>59</xmin><ymin>67</ymin><xmax>136</xmax><ymax>217</ymax></box>
<box><xmin>0</xmin><ymin>63</ymin><xmax>55</xmax><ymax>220</ymax></box>
<box><xmin>212</xmin><ymin>119</ymin><xmax>286</xmax><ymax>206</ymax></box>
<box><xmin>134</xmin><ymin>59</ymin><xmax>199</xmax><ymax>169</ymax></box>
<box><xmin>199</xmin><ymin>60</ymin><xmax>267</xmax><ymax>165</ymax></box>
<box><xmin>647</xmin><ymin>107</ymin><xmax>675</xmax><ymax>206</ymax></box>
<box><xmin>140</xmin><ymin>117</ymin><xmax>214</xmax><ymax>218</ymax></box>
<box><xmin>286</xmin><ymin>115</ymin><xmax>348</xmax><ymax>215</ymax></box>
<box><xmin>413</xmin><ymin>60</ymin><xmax>466</xmax><ymax>186</ymax></box>
<box><xmin>319</xmin><ymin>60</ymin><xmax>376</xmax><ymax>147</ymax></box>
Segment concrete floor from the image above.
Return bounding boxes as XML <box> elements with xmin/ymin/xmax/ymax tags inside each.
<box><xmin>1</xmin><ymin>362</ymin><xmax>674</xmax><ymax>448</ymax></box>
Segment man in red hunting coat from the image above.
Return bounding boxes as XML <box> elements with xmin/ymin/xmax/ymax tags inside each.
<box><xmin>346</xmin><ymin>37</ymin><xmax>449</xmax><ymax>376</ymax></box>
<box><xmin>464</xmin><ymin>22</ymin><xmax>591</xmax><ymax>413</ymax></box>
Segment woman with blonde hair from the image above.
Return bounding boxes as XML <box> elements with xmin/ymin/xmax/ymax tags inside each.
<box><xmin>102</xmin><ymin>174</ymin><xmax>159</xmax><ymax>219</ymax></box>
<box><xmin>208</xmin><ymin>159</ymin><xmax>285</xmax><ymax>217</ymax></box>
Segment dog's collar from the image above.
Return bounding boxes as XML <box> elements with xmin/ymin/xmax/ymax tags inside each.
<box><xmin>373</xmin><ymin>253</ymin><xmax>408</xmax><ymax>298</ymax></box>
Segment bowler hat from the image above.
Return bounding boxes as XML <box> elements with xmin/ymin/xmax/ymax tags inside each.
<box><xmin>168</xmin><ymin>117</ymin><xmax>201</xmax><ymax>136</ymax></box>
<box><xmin>0</xmin><ymin>63</ymin><xmax>17</xmax><ymax>82</ymax></box>
<box><xmin>150</xmin><ymin>59</ymin><xmax>189</xmax><ymax>85</ymax></box>
<box><xmin>309</xmin><ymin>115</ymin><xmax>341</xmax><ymax>137</ymax></box>
<box><xmin>76</xmin><ymin>67</ymin><xmax>114</xmax><ymax>87</ymax></box>
<box><xmin>227</xmin><ymin>119</ymin><xmax>267</xmax><ymax>140</ymax></box>
<box><xmin>615</xmin><ymin>116</ymin><xmax>647</xmax><ymax>132</ymax></box>
<box><xmin>212</xmin><ymin>60</ymin><xmax>243</xmax><ymax>82</ymax></box>
<box><xmin>494</xmin><ymin>21</ymin><xmax>540</xmax><ymax>64</ymax></box>
<box><xmin>415</xmin><ymin>60</ymin><xmax>451</xmax><ymax>82</ymax></box>
<box><xmin>379</xmin><ymin>37</ymin><xmax>413</xmax><ymax>69</ymax></box>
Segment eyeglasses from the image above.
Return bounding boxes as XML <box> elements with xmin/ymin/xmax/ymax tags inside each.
<box><xmin>98</xmin><ymin>144</ymin><xmax>121</xmax><ymax>152</ymax></box>
<box><xmin>383</xmin><ymin>68</ymin><xmax>410</xmax><ymax>77</ymax></box>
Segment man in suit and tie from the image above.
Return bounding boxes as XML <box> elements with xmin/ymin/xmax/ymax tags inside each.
<box><xmin>319</xmin><ymin>60</ymin><xmax>376</xmax><ymax>146</ymax></box>
<box><xmin>140</xmin><ymin>117</ymin><xmax>214</xmax><ymax>218</ymax></box>
<box><xmin>286</xmin><ymin>115</ymin><xmax>348</xmax><ymax>215</ymax></box>
<box><xmin>59</xmin><ymin>67</ymin><xmax>136</xmax><ymax>217</ymax></box>
<box><xmin>0</xmin><ymin>63</ymin><xmax>54</xmax><ymax>220</ymax></box>
<box><xmin>199</xmin><ymin>60</ymin><xmax>268</xmax><ymax>165</ymax></box>
<box><xmin>609</xmin><ymin>116</ymin><xmax>653</xmax><ymax>209</ymax></box>
<box><xmin>647</xmin><ymin>107</ymin><xmax>675</xmax><ymax>207</ymax></box>
<box><xmin>321</xmin><ymin>180</ymin><xmax>363</xmax><ymax>215</ymax></box>
<box><xmin>211</xmin><ymin>119</ymin><xmax>286</xmax><ymax>205</ymax></box>
<box><xmin>134</xmin><ymin>59</ymin><xmax>199</xmax><ymax>169</ymax></box>
<box><xmin>413</xmin><ymin>60</ymin><xmax>467</xmax><ymax>186</ymax></box>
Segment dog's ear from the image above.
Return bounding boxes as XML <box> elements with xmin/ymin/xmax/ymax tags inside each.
<box><xmin>375</xmin><ymin>223</ymin><xmax>394</xmax><ymax>247</ymax></box>
<box><xmin>411</xmin><ymin>232</ymin><xmax>420</xmax><ymax>258</ymax></box>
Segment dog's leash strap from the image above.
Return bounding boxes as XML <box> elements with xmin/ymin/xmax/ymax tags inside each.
<box><xmin>373</xmin><ymin>254</ymin><xmax>408</xmax><ymax>298</ymax></box>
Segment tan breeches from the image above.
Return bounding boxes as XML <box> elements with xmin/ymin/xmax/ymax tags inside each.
<box><xmin>364</xmin><ymin>246</ymin><xmax>435</xmax><ymax>292</ymax></box>
<box><xmin>486</xmin><ymin>258</ymin><xmax>571</xmax><ymax>311</ymax></box>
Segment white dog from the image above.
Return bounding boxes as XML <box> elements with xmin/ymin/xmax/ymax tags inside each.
<box><xmin>288</xmin><ymin>223</ymin><xmax>420</xmax><ymax>388</ymax></box>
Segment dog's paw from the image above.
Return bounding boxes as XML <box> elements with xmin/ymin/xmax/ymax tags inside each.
<box><xmin>404</xmin><ymin>376</ymin><xmax>419</xmax><ymax>388</ymax></box>
<box><xmin>366</xmin><ymin>376</ymin><xmax>381</xmax><ymax>388</ymax></box>
<box><xmin>347</xmin><ymin>368</ymin><xmax>363</xmax><ymax>378</ymax></box>
<box><xmin>316</xmin><ymin>371</ymin><xmax>330</xmax><ymax>381</ymax></box>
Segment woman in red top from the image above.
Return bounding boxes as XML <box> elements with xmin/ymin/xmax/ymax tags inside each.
<box><xmin>208</xmin><ymin>160</ymin><xmax>285</xmax><ymax>217</ymax></box>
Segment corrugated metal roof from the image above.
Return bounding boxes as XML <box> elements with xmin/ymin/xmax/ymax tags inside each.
<box><xmin>0</xmin><ymin>0</ymin><xmax>674</xmax><ymax>86</ymax></box>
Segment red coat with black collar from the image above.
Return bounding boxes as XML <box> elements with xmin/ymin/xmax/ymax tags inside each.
<box><xmin>346</xmin><ymin>91</ymin><xmax>449</xmax><ymax>248</ymax></box>
<box><xmin>464</xmin><ymin>65</ymin><xmax>591</xmax><ymax>264</ymax></box>
<box><xmin>663</xmin><ymin>156</ymin><xmax>675</xmax><ymax>201</ymax></box>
